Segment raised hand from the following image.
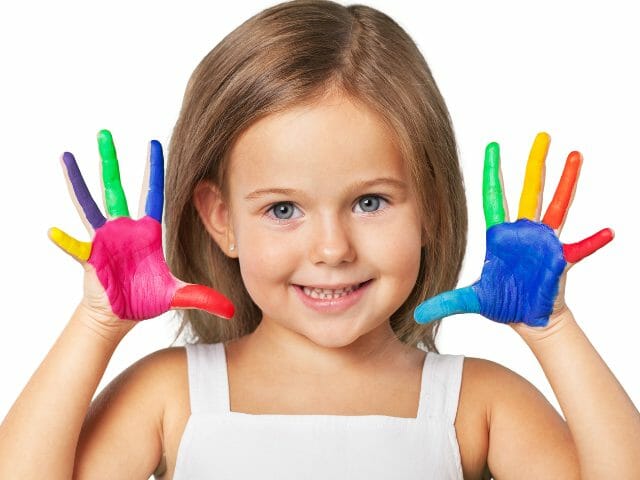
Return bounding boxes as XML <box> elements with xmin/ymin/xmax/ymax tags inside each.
<box><xmin>49</xmin><ymin>130</ymin><xmax>235</xmax><ymax>321</ymax></box>
<box><xmin>414</xmin><ymin>132</ymin><xmax>613</xmax><ymax>327</ymax></box>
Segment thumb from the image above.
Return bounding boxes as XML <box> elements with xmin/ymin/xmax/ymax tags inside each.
<box><xmin>414</xmin><ymin>286</ymin><xmax>480</xmax><ymax>324</ymax></box>
<box><xmin>170</xmin><ymin>281</ymin><xmax>235</xmax><ymax>320</ymax></box>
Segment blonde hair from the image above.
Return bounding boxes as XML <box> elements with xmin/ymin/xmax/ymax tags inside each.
<box><xmin>165</xmin><ymin>0</ymin><xmax>467</xmax><ymax>352</ymax></box>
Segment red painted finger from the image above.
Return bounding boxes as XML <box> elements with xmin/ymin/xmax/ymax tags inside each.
<box><xmin>171</xmin><ymin>284</ymin><xmax>235</xmax><ymax>319</ymax></box>
<box><xmin>542</xmin><ymin>151</ymin><xmax>582</xmax><ymax>230</ymax></box>
<box><xmin>563</xmin><ymin>228</ymin><xmax>614</xmax><ymax>264</ymax></box>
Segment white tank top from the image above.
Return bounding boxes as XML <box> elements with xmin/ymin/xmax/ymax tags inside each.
<box><xmin>173</xmin><ymin>342</ymin><xmax>465</xmax><ymax>479</ymax></box>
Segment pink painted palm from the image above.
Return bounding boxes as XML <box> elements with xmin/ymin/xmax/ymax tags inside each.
<box><xmin>48</xmin><ymin>130</ymin><xmax>234</xmax><ymax>321</ymax></box>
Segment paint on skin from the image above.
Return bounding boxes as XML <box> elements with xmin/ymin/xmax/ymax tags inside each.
<box><xmin>98</xmin><ymin>129</ymin><xmax>130</xmax><ymax>218</ymax></box>
<box><xmin>472</xmin><ymin>219</ymin><xmax>566</xmax><ymax>326</ymax></box>
<box><xmin>172</xmin><ymin>284</ymin><xmax>235</xmax><ymax>319</ymax></box>
<box><xmin>62</xmin><ymin>152</ymin><xmax>106</xmax><ymax>229</ymax></box>
<box><xmin>483</xmin><ymin>142</ymin><xmax>505</xmax><ymax>229</ymax></box>
<box><xmin>48</xmin><ymin>226</ymin><xmax>91</xmax><ymax>262</ymax></box>
<box><xmin>563</xmin><ymin>228</ymin><xmax>614</xmax><ymax>264</ymax></box>
<box><xmin>415</xmin><ymin>219</ymin><xmax>566</xmax><ymax>327</ymax></box>
<box><xmin>88</xmin><ymin>216</ymin><xmax>177</xmax><ymax>319</ymax></box>
<box><xmin>518</xmin><ymin>132</ymin><xmax>550</xmax><ymax>220</ymax></box>
<box><xmin>542</xmin><ymin>151</ymin><xmax>582</xmax><ymax>229</ymax></box>
<box><xmin>414</xmin><ymin>285</ymin><xmax>480</xmax><ymax>321</ymax></box>
<box><xmin>414</xmin><ymin>133</ymin><xmax>613</xmax><ymax>327</ymax></box>
<box><xmin>145</xmin><ymin>140</ymin><xmax>164</xmax><ymax>222</ymax></box>
<box><xmin>51</xmin><ymin>131</ymin><xmax>235</xmax><ymax>321</ymax></box>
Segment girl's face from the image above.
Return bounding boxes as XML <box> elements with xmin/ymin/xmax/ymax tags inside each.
<box><xmin>225</xmin><ymin>91</ymin><xmax>424</xmax><ymax>349</ymax></box>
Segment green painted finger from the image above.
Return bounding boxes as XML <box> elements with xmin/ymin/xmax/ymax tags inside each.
<box><xmin>98</xmin><ymin>129</ymin><xmax>130</xmax><ymax>217</ymax></box>
<box><xmin>483</xmin><ymin>142</ymin><xmax>505</xmax><ymax>229</ymax></box>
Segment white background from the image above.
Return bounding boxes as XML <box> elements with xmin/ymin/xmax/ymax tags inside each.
<box><xmin>1</xmin><ymin>0</ymin><xmax>638</xmax><ymax>426</ymax></box>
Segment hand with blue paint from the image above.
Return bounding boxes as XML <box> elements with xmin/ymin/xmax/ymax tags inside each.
<box><xmin>48</xmin><ymin>130</ymin><xmax>235</xmax><ymax>323</ymax></box>
<box><xmin>414</xmin><ymin>132</ymin><xmax>614</xmax><ymax>328</ymax></box>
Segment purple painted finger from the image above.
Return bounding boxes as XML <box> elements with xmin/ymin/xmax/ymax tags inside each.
<box><xmin>62</xmin><ymin>152</ymin><xmax>106</xmax><ymax>229</ymax></box>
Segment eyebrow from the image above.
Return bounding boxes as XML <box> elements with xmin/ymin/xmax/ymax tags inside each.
<box><xmin>244</xmin><ymin>177</ymin><xmax>408</xmax><ymax>201</ymax></box>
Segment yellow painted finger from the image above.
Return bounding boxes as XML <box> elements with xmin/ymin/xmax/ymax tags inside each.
<box><xmin>48</xmin><ymin>227</ymin><xmax>92</xmax><ymax>262</ymax></box>
<box><xmin>518</xmin><ymin>132</ymin><xmax>550</xmax><ymax>220</ymax></box>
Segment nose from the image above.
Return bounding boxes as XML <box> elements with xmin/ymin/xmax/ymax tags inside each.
<box><xmin>308</xmin><ymin>213</ymin><xmax>356</xmax><ymax>266</ymax></box>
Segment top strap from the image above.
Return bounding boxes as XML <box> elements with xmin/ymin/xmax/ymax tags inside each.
<box><xmin>417</xmin><ymin>352</ymin><xmax>465</xmax><ymax>422</ymax></box>
<box><xmin>184</xmin><ymin>343</ymin><xmax>229</xmax><ymax>415</ymax></box>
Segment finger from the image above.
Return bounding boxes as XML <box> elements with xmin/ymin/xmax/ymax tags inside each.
<box><xmin>61</xmin><ymin>152</ymin><xmax>106</xmax><ymax>231</ymax></box>
<box><xmin>518</xmin><ymin>132</ymin><xmax>550</xmax><ymax>221</ymax></box>
<box><xmin>483</xmin><ymin>141</ymin><xmax>507</xmax><ymax>228</ymax></box>
<box><xmin>98</xmin><ymin>129</ymin><xmax>130</xmax><ymax>218</ymax></box>
<box><xmin>563</xmin><ymin>228</ymin><xmax>614</xmax><ymax>264</ymax></box>
<box><xmin>542</xmin><ymin>151</ymin><xmax>582</xmax><ymax>232</ymax></box>
<box><xmin>413</xmin><ymin>286</ymin><xmax>480</xmax><ymax>324</ymax></box>
<box><xmin>144</xmin><ymin>140</ymin><xmax>164</xmax><ymax>222</ymax></box>
<box><xmin>171</xmin><ymin>284</ymin><xmax>235</xmax><ymax>319</ymax></box>
<box><xmin>48</xmin><ymin>226</ymin><xmax>92</xmax><ymax>262</ymax></box>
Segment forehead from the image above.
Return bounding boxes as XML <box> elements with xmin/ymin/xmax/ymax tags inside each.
<box><xmin>227</xmin><ymin>94</ymin><xmax>407</xmax><ymax>191</ymax></box>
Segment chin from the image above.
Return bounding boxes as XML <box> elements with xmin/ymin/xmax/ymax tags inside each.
<box><xmin>299</xmin><ymin>321</ymin><xmax>371</xmax><ymax>350</ymax></box>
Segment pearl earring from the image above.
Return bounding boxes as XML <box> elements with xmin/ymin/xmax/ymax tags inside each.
<box><xmin>229</xmin><ymin>244</ymin><xmax>235</xmax><ymax>251</ymax></box>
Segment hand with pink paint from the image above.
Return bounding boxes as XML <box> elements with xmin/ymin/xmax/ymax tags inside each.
<box><xmin>48</xmin><ymin>129</ymin><xmax>235</xmax><ymax>328</ymax></box>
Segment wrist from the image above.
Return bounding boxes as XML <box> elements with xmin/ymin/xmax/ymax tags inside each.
<box><xmin>510</xmin><ymin>306</ymin><xmax>579</xmax><ymax>346</ymax></box>
<box><xmin>72</xmin><ymin>302</ymin><xmax>136</xmax><ymax>345</ymax></box>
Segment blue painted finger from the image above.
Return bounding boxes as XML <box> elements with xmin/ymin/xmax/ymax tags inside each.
<box><xmin>144</xmin><ymin>140</ymin><xmax>164</xmax><ymax>222</ymax></box>
<box><xmin>414</xmin><ymin>286</ymin><xmax>481</xmax><ymax>324</ymax></box>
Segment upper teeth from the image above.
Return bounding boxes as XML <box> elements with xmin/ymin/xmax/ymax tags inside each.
<box><xmin>302</xmin><ymin>284</ymin><xmax>359</xmax><ymax>299</ymax></box>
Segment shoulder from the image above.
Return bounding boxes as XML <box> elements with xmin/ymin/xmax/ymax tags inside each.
<box><xmin>458</xmin><ymin>355</ymin><xmax>562</xmax><ymax>412</ymax></box>
<box><xmin>85</xmin><ymin>346</ymin><xmax>188</xmax><ymax>420</ymax></box>
<box><xmin>104</xmin><ymin>346</ymin><xmax>188</xmax><ymax>401</ymax></box>
<box><xmin>456</xmin><ymin>356</ymin><xmax>579</xmax><ymax>479</ymax></box>
<box><xmin>83</xmin><ymin>346</ymin><xmax>190</xmax><ymax>435</ymax></box>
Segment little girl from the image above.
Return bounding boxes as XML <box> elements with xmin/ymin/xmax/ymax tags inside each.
<box><xmin>1</xmin><ymin>1</ymin><xmax>639</xmax><ymax>478</ymax></box>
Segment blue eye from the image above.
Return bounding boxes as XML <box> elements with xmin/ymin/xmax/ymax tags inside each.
<box><xmin>355</xmin><ymin>195</ymin><xmax>387</xmax><ymax>213</ymax></box>
<box><xmin>267</xmin><ymin>202</ymin><xmax>300</xmax><ymax>221</ymax></box>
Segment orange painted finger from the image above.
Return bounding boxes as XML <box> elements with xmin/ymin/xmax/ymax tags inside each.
<box><xmin>542</xmin><ymin>151</ymin><xmax>582</xmax><ymax>230</ymax></box>
<box><xmin>563</xmin><ymin>228</ymin><xmax>614</xmax><ymax>264</ymax></box>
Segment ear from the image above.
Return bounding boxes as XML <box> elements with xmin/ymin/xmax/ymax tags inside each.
<box><xmin>193</xmin><ymin>181</ymin><xmax>238</xmax><ymax>258</ymax></box>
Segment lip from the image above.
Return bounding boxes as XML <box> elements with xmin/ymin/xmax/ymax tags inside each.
<box><xmin>293</xmin><ymin>279</ymin><xmax>373</xmax><ymax>314</ymax></box>
<box><xmin>300</xmin><ymin>282</ymin><xmax>364</xmax><ymax>291</ymax></box>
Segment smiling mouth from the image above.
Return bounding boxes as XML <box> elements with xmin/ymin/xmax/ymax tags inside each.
<box><xmin>296</xmin><ymin>280</ymin><xmax>372</xmax><ymax>300</ymax></box>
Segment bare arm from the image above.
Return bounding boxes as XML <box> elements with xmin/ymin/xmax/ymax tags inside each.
<box><xmin>479</xmin><ymin>309</ymin><xmax>640</xmax><ymax>479</ymax></box>
<box><xmin>416</xmin><ymin>134</ymin><xmax>639</xmax><ymax>477</ymax></box>
<box><xmin>0</xmin><ymin>304</ymin><xmax>136</xmax><ymax>478</ymax></box>
<box><xmin>0</xmin><ymin>132</ymin><xmax>233</xmax><ymax>478</ymax></box>
<box><xmin>512</xmin><ymin>309</ymin><xmax>640</xmax><ymax>478</ymax></box>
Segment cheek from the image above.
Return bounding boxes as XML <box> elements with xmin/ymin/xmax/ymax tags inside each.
<box><xmin>371</xmin><ymin>212</ymin><xmax>423</xmax><ymax>285</ymax></box>
<box><xmin>235</xmin><ymin>223</ymin><xmax>299</xmax><ymax>300</ymax></box>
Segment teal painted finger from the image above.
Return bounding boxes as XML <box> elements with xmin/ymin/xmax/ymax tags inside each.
<box><xmin>483</xmin><ymin>142</ymin><xmax>505</xmax><ymax>229</ymax></box>
<box><xmin>414</xmin><ymin>286</ymin><xmax>481</xmax><ymax>324</ymax></box>
<box><xmin>98</xmin><ymin>129</ymin><xmax>130</xmax><ymax>217</ymax></box>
